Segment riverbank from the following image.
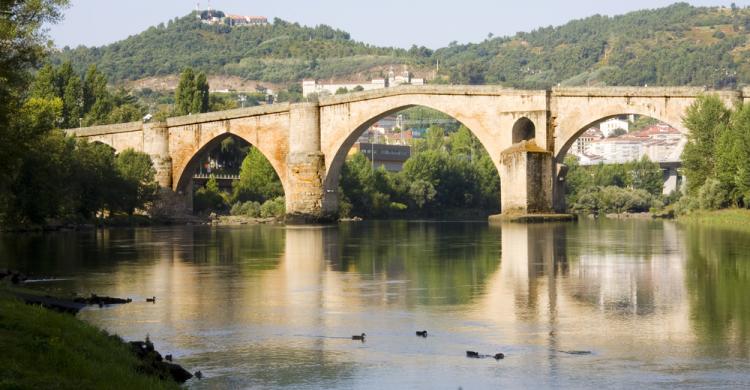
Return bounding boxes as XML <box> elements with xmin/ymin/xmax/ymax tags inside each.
<box><xmin>0</xmin><ymin>289</ymin><xmax>182</xmax><ymax>389</ymax></box>
<box><xmin>678</xmin><ymin>209</ymin><xmax>750</xmax><ymax>231</ymax></box>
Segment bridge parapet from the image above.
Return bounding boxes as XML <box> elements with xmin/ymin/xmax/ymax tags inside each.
<box><xmin>318</xmin><ymin>85</ymin><xmax>547</xmax><ymax>106</ymax></box>
<box><xmin>166</xmin><ymin>103</ymin><xmax>291</xmax><ymax>127</ymax></box>
<box><xmin>65</xmin><ymin>120</ymin><xmax>143</xmax><ymax>137</ymax></box>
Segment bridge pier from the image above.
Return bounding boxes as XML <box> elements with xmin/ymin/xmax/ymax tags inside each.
<box><xmin>285</xmin><ymin>103</ymin><xmax>335</xmax><ymax>224</ymax></box>
<box><xmin>493</xmin><ymin>141</ymin><xmax>572</xmax><ymax>222</ymax></box>
<box><xmin>143</xmin><ymin>122</ymin><xmax>172</xmax><ymax>188</ymax></box>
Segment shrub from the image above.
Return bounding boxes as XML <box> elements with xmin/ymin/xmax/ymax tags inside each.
<box><xmin>193</xmin><ymin>176</ymin><xmax>227</xmax><ymax>213</ymax></box>
<box><xmin>697</xmin><ymin>178</ymin><xmax>730</xmax><ymax>210</ymax></box>
<box><xmin>571</xmin><ymin>186</ymin><xmax>655</xmax><ymax>214</ymax></box>
<box><xmin>260</xmin><ymin>197</ymin><xmax>285</xmax><ymax>218</ymax></box>
<box><xmin>230</xmin><ymin>201</ymin><xmax>261</xmax><ymax>217</ymax></box>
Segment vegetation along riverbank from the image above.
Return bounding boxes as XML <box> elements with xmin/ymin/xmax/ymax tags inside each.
<box><xmin>0</xmin><ymin>288</ymin><xmax>185</xmax><ymax>389</ymax></box>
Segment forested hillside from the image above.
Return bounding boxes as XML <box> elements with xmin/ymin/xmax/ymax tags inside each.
<box><xmin>53</xmin><ymin>3</ymin><xmax>750</xmax><ymax>89</ymax></box>
<box><xmin>52</xmin><ymin>15</ymin><xmax>418</xmax><ymax>84</ymax></box>
<box><xmin>436</xmin><ymin>3</ymin><xmax>750</xmax><ymax>88</ymax></box>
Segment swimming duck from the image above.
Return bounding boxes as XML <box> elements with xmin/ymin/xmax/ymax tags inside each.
<box><xmin>352</xmin><ymin>333</ymin><xmax>366</xmax><ymax>341</ymax></box>
<box><xmin>416</xmin><ymin>330</ymin><xmax>428</xmax><ymax>337</ymax></box>
<box><xmin>165</xmin><ymin>354</ymin><xmax>173</xmax><ymax>362</ymax></box>
<box><xmin>194</xmin><ymin>371</ymin><xmax>203</xmax><ymax>380</ymax></box>
<box><xmin>146</xmin><ymin>296</ymin><xmax>156</xmax><ymax>303</ymax></box>
<box><xmin>466</xmin><ymin>351</ymin><xmax>480</xmax><ymax>358</ymax></box>
<box><xmin>494</xmin><ymin>353</ymin><xmax>505</xmax><ymax>360</ymax></box>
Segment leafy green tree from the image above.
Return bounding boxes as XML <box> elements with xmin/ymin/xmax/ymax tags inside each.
<box><xmin>7</xmin><ymin>130</ymin><xmax>76</xmax><ymax>223</ymax></box>
<box><xmin>682</xmin><ymin>95</ymin><xmax>731</xmax><ymax>195</ymax></box>
<box><xmin>624</xmin><ymin>156</ymin><xmax>663</xmax><ymax>196</ymax></box>
<box><xmin>0</xmin><ymin>0</ymin><xmax>69</xmax><ymax>222</ymax></box>
<box><xmin>114</xmin><ymin>149</ymin><xmax>157</xmax><ymax>215</ymax></box>
<box><xmin>62</xmin><ymin>73</ymin><xmax>83</xmax><ymax>128</ymax></box>
<box><xmin>408</xmin><ymin>179</ymin><xmax>436</xmax><ymax>209</ymax></box>
<box><xmin>232</xmin><ymin>147</ymin><xmax>283</xmax><ymax>203</ymax></box>
<box><xmin>71</xmin><ymin>140</ymin><xmax>120</xmax><ymax>219</ymax></box>
<box><xmin>194</xmin><ymin>176</ymin><xmax>226</xmax><ymax>213</ymax></box>
<box><xmin>174</xmin><ymin>68</ymin><xmax>209</xmax><ymax>115</ymax></box>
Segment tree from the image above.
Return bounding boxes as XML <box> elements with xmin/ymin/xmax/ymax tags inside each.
<box><xmin>232</xmin><ymin>147</ymin><xmax>283</xmax><ymax>203</ymax></box>
<box><xmin>114</xmin><ymin>149</ymin><xmax>157</xmax><ymax>215</ymax></box>
<box><xmin>174</xmin><ymin>68</ymin><xmax>210</xmax><ymax>115</ymax></box>
<box><xmin>174</xmin><ymin>68</ymin><xmax>196</xmax><ymax>115</ymax></box>
<box><xmin>70</xmin><ymin>140</ymin><xmax>120</xmax><ymax>219</ymax></box>
<box><xmin>625</xmin><ymin>156</ymin><xmax>663</xmax><ymax>196</ymax></box>
<box><xmin>681</xmin><ymin>95</ymin><xmax>731</xmax><ymax>195</ymax></box>
<box><xmin>0</xmin><ymin>0</ymin><xmax>70</xmax><ymax>222</ymax></box>
<box><xmin>194</xmin><ymin>176</ymin><xmax>226</xmax><ymax>213</ymax></box>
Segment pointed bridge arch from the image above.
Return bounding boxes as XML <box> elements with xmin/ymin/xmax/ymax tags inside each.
<box><xmin>551</xmin><ymin>87</ymin><xmax>739</xmax><ymax>162</ymax></box>
<box><xmin>167</xmin><ymin>106</ymin><xmax>291</xmax><ymax>195</ymax></box>
<box><xmin>317</xmin><ymin>86</ymin><xmax>550</xmax><ymax>210</ymax></box>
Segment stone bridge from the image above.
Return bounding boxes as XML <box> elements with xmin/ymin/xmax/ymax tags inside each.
<box><xmin>67</xmin><ymin>85</ymin><xmax>747</xmax><ymax>222</ymax></box>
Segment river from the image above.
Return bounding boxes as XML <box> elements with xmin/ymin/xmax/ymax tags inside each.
<box><xmin>1</xmin><ymin>219</ymin><xmax>749</xmax><ymax>388</ymax></box>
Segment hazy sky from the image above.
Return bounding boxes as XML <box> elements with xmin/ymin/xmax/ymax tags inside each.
<box><xmin>49</xmin><ymin>0</ymin><xmax>748</xmax><ymax>49</ymax></box>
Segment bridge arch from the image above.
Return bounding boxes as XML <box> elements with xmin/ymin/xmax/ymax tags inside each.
<box><xmin>319</xmin><ymin>98</ymin><xmax>508</xmax><ymax>211</ymax></box>
<box><xmin>512</xmin><ymin>117</ymin><xmax>536</xmax><ymax>143</ymax></box>
<box><xmin>171</xmin><ymin>129</ymin><xmax>289</xmax><ymax>197</ymax></box>
<box><xmin>555</xmin><ymin>110</ymin><xmax>686</xmax><ymax>163</ymax></box>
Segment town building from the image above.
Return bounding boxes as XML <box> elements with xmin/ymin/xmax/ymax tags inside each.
<box><xmin>226</xmin><ymin>14</ymin><xmax>268</xmax><ymax>26</ymax></box>
<box><xmin>196</xmin><ymin>5</ymin><xmax>268</xmax><ymax>26</ymax></box>
<box><xmin>349</xmin><ymin>143</ymin><xmax>411</xmax><ymax>171</ymax></box>
<box><xmin>569</xmin><ymin>121</ymin><xmax>685</xmax><ymax>165</ymax></box>
<box><xmin>598</xmin><ymin>117</ymin><xmax>630</xmax><ymax>137</ymax></box>
<box><xmin>571</xmin><ymin>128</ymin><xmax>604</xmax><ymax>155</ymax></box>
<box><xmin>303</xmin><ymin>68</ymin><xmax>425</xmax><ymax>98</ymax></box>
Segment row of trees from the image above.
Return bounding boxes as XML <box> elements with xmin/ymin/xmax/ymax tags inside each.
<box><xmin>31</xmin><ymin>63</ymin><xmax>144</xmax><ymax>128</ymax></box>
<box><xmin>339</xmin><ymin>125</ymin><xmax>500</xmax><ymax>218</ymax></box>
<box><xmin>679</xmin><ymin>95</ymin><xmax>750</xmax><ymax>211</ymax></box>
<box><xmin>563</xmin><ymin>156</ymin><xmax>669</xmax><ymax>215</ymax></box>
<box><xmin>0</xmin><ymin>1</ymin><xmax>158</xmax><ymax>226</ymax></box>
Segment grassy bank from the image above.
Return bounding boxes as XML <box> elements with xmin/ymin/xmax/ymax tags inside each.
<box><xmin>0</xmin><ymin>291</ymin><xmax>179</xmax><ymax>390</ymax></box>
<box><xmin>678</xmin><ymin>209</ymin><xmax>750</xmax><ymax>232</ymax></box>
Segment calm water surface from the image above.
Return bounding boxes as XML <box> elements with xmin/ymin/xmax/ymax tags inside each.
<box><xmin>1</xmin><ymin>220</ymin><xmax>749</xmax><ymax>389</ymax></box>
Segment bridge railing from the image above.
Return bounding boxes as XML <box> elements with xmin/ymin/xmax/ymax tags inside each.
<box><xmin>192</xmin><ymin>173</ymin><xmax>241</xmax><ymax>180</ymax></box>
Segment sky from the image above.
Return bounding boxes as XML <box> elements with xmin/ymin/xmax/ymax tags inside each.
<box><xmin>49</xmin><ymin>0</ymin><xmax>749</xmax><ymax>49</ymax></box>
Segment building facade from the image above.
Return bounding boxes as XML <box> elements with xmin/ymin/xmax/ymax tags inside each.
<box><xmin>302</xmin><ymin>69</ymin><xmax>425</xmax><ymax>98</ymax></box>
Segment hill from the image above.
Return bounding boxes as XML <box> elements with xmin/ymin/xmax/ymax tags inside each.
<box><xmin>434</xmin><ymin>2</ymin><xmax>750</xmax><ymax>89</ymax></box>
<box><xmin>52</xmin><ymin>3</ymin><xmax>750</xmax><ymax>89</ymax></box>
<box><xmin>52</xmin><ymin>14</ymin><xmax>420</xmax><ymax>86</ymax></box>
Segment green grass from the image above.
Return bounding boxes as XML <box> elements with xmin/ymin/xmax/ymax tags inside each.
<box><xmin>0</xmin><ymin>291</ymin><xmax>179</xmax><ymax>390</ymax></box>
<box><xmin>678</xmin><ymin>208</ymin><xmax>750</xmax><ymax>232</ymax></box>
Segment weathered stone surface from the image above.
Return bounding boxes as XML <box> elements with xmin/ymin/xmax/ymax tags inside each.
<box><xmin>69</xmin><ymin>85</ymin><xmax>750</xmax><ymax>222</ymax></box>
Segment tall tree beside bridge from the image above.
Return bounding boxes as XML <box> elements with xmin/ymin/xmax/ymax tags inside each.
<box><xmin>174</xmin><ymin>68</ymin><xmax>209</xmax><ymax>116</ymax></box>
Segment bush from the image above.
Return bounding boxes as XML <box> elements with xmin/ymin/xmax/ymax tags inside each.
<box><xmin>193</xmin><ymin>176</ymin><xmax>227</xmax><ymax>213</ymax></box>
<box><xmin>571</xmin><ymin>186</ymin><xmax>655</xmax><ymax>214</ymax></box>
<box><xmin>230</xmin><ymin>201</ymin><xmax>261</xmax><ymax>217</ymax></box>
<box><xmin>697</xmin><ymin>178</ymin><xmax>730</xmax><ymax>210</ymax></box>
<box><xmin>260</xmin><ymin>197</ymin><xmax>285</xmax><ymax>218</ymax></box>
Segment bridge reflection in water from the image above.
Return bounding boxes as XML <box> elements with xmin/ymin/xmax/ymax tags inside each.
<box><xmin>0</xmin><ymin>220</ymin><xmax>748</xmax><ymax>387</ymax></box>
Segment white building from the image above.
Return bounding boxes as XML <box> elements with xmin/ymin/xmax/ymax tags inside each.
<box><xmin>571</xmin><ymin>128</ymin><xmax>604</xmax><ymax>155</ymax></box>
<box><xmin>302</xmin><ymin>69</ymin><xmax>425</xmax><ymax>98</ymax></box>
<box><xmin>598</xmin><ymin>117</ymin><xmax>630</xmax><ymax>138</ymax></box>
<box><xmin>588</xmin><ymin>138</ymin><xmax>643</xmax><ymax>164</ymax></box>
